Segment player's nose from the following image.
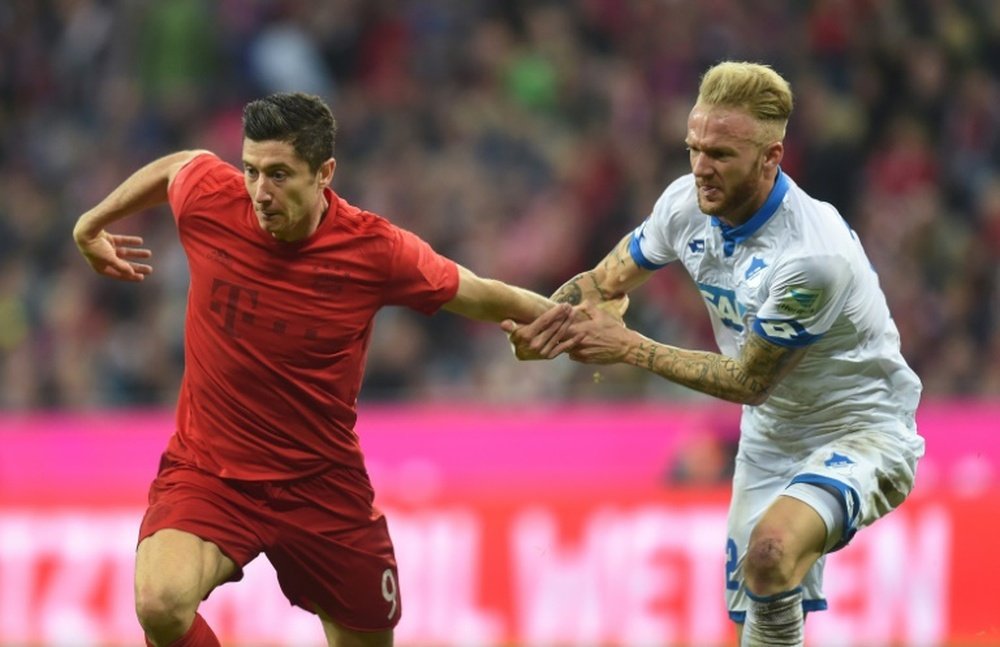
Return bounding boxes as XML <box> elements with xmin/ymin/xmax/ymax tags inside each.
<box><xmin>252</xmin><ymin>179</ymin><xmax>272</xmax><ymax>204</ymax></box>
<box><xmin>691</xmin><ymin>152</ymin><xmax>712</xmax><ymax>176</ymax></box>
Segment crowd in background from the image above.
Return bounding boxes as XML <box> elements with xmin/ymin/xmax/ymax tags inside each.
<box><xmin>2</xmin><ymin>0</ymin><xmax>999</xmax><ymax>409</ymax></box>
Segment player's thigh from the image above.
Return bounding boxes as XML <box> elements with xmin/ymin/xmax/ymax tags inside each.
<box><xmin>137</xmin><ymin>457</ymin><xmax>265</xmax><ymax>599</ymax></box>
<box><xmin>801</xmin><ymin>426</ymin><xmax>922</xmax><ymax>529</ymax></box>
<box><xmin>264</xmin><ymin>468</ymin><xmax>402</xmax><ymax>630</ymax></box>
<box><xmin>726</xmin><ymin>451</ymin><xmax>829</xmax><ymax>618</ymax></box>
<box><xmin>726</xmin><ymin>453</ymin><xmax>783</xmax><ymax>590</ymax></box>
<box><xmin>317</xmin><ymin>606</ymin><xmax>393</xmax><ymax>647</ymax></box>
<box><xmin>135</xmin><ymin>528</ymin><xmax>238</xmax><ymax>609</ymax></box>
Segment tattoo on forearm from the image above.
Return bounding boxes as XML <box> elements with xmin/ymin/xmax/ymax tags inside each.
<box><xmin>667</xmin><ymin>353</ymin><xmax>767</xmax><ymax>402</ymax></box>
<box><xmin>555</xmin><ymin>236</ymin><xmax>633</xmax><ymax>305</ymax></box>
<box><xmin>629</xmin><ymin>333</ymin><xmax>797</xmax><ymax>404</ymax></box>
<box><xmin>552</xmin><ymin>272</ymin><xmax>614</xmax><ymax>304</ymax></box>
<box><xmin>552</xmin><ymin>277</ymin><xmax>584</xmax><ymax>305</ymax></box>
<box><xmin>587</xmin><ymin>273</ymin><xmax>613</xmax><ymax>301</ymax></box>
<box><xmin>603</xmin><ymin>241</ymin><xmax>631</xmax><ymax>272</ymax></box>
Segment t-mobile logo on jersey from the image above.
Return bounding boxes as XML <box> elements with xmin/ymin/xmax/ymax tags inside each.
<box><xmin>209</xmin><ymin>278</ymin><xmax>320</xmax><ymax>340</ymax></box>
<box><xmin>210</xmin><ymin>278</ymin><xmax>259</xmax><ymax>336</ymax></box>
<box><xmin>312</xmin><ymin>262</ymin><xmax>346</xmax><ymax>295</ymax></box>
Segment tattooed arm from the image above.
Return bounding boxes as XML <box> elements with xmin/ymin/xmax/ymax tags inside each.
<box><xmin>550</xmin><ymin>233</ymin><xmax>653</xmax><ymax>309</ymax></box>
<box><xmin>565</xmin><ymin>303</ymin><xmax>808</xmax><ymax>404</ymax></box>
<box><xmin>501</xmin><ymin>233</ymin><xmax>652</xmax><ymax>360</ymax></box>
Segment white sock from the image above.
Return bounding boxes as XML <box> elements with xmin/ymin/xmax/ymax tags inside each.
<box><xmin>741</xmin><ymin>587</ymin><xmax>804</xmax><ymax>647</ymax></box>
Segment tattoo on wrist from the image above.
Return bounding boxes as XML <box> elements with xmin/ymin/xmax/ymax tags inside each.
<box><xmin>553</xmin><ymin>278</ymin><xmax>584</xmax><ymax>305</ymax></box>
<box><xmin>587</xmin><ymin>273</ymin><xmax>613</xmax><ymax>301</ymax></box>
<box><xmin>606</xmin><ymin>249</ymin><xmax>629</xmax><ymax>270</ymax></box>
<box><xmin>553</xmin><ymin>270</ymin><xmax>618</xmax><ymax>305</ymax></box>
<box><xmin>633</xmin><ymin>341</ymin><xmax>657</xmax><ymax>371</ymax></box>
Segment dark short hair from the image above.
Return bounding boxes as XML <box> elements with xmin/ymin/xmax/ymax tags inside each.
<box><xmin>242</xmin><ymin>93</ymin><xmax>337</xmax><ymax>172</ymax></box>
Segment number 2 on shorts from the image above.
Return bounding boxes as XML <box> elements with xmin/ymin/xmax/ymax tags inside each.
<box><xmin>725</xmin><ymin>537</ymin><xmax>740</xmax><ymax>591</ymax></box>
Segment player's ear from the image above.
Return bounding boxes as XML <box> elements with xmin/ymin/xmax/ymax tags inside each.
<box><xmin>763</xmin><ymin>141</ymin><xmax>783</xmax><ymax>169</ymax></box>
<box><xmin>318</xmin><ymin>158</ymin><xmax>336</xmax><ymax>187</ymax></box>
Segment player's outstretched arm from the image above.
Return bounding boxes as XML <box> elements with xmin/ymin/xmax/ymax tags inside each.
<box><xmin>566</xmin><ymin>303</ymin><xmax>808</xmax><ymax>405</ymax></box>
<box><xmin>72</xmin><ymin>150</ymin><xmax>210</xmax><ymax>281</ymax></box>
<box><xmin>550</xmin><ymin>233</ymin><xmax>651</xmax><ymax>315</ymax></box>
<box><xmin>441</xmin><ymin>265</ymin><xmax>556</xmax><ymax>325</ymax></box>
<box><xmin>500</xmin><ymin>233</ymin><xmax>649</xmax><ymax>361</ymax></box>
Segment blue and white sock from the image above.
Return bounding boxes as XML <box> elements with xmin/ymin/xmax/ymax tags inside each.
<box><xmin>741</xmin><ymin>587</ymin><xmax>804</xmax><ymax>647</ymax></box>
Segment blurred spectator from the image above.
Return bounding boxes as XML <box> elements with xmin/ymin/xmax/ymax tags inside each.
<box><xmin>664</xmin><ymin>424</ymin><xmax>740</xmax><ymax>487</ymax></box>
<box><xmin>2</xmin><ymin>0</ymin><xmax>999</xmax><ymax>410</ymax></box>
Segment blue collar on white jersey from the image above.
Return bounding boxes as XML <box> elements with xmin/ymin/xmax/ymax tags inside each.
<box><xmin>711</xmin><ymin>168</ymin><xmax>790</xmax><ymax>257</ymax></box>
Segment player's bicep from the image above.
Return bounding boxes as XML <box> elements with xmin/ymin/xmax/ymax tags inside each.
<box><xmin>755</xmin><ymin>254</ymin><xmax>850</xmax><ymax>346</ymax></box>
<box><xmin>739</xmin><ymin>331</ymin><xmax>809</xmax><ymax>392</ymax></box>
<box><xmin>442</xmin><ymin>265</ymin><xmax>488</xmax><ymax>316</ymax></box>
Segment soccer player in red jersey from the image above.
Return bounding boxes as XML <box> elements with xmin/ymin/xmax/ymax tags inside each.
<box><xmin>72</xmin><ymin>93</ymin><xmax>555</xmax><ymax>647</ymax></box>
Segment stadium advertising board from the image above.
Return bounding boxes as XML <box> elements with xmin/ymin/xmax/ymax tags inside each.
<box><xmin>0</xmin><ymin>403</ymin><xmax>996</xmax><ymax>646</ymax></box>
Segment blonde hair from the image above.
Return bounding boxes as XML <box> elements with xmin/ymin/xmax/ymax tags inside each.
<box><xmin>696</xmin><ymin>61</ymin><xmax>793</xmax><ymax>142</ymax></box>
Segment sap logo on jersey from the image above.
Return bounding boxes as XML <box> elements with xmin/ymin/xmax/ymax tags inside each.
<box><xmin>688</xmin><ymin>238</ymin><xmax>706</xmax><ymax>253</ymax></box>
<box><xmin>697</xmin><ymin>283</ymin><xmax>745</xmax><ymax>332</ymax></box>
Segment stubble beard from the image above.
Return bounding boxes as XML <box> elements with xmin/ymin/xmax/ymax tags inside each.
<box><xmin>698</xmin><ymin>158</ymin><xmax>765</xmax><ymax>224</ymax></box>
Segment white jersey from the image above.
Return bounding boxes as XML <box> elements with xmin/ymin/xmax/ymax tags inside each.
<box><xmin>630</xmin><ymin>170</ymin><xmax>922</xmax><ymax>453</ymax></box>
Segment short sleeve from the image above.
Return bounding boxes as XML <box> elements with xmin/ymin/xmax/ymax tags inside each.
<box><xmin>628</xmin><ymin>177</ymin><xmax>692</xmax><ymax>270</ymax></box>
<box><xmin>382</xmin><ymin>226</ymin><xmax>460</xmax><ymax>314</ymax></box>
<box><xmin>752</xmin><ymin>254</ymin><xmax>851</xmax><ymax>347</ymax></box>
<box><xmin>167</xmin><ymin>153</ymin><xmax>240</xmax><ymax>221</ymax></box>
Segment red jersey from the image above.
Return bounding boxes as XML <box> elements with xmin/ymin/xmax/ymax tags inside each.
<box><xmin>164</xmin><ymin>153</ymin><xmax>459</xmax><ymax>480</ymax></box>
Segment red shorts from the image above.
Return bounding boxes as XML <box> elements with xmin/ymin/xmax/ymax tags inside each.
<box><xmin>138</xmin><ymin>456</ymin><xmax>401</xmax><ymax>631</ymax></box>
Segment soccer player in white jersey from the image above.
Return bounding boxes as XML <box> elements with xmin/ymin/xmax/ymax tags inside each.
<box><xmin>503</xmin><ymin>61</ymin><xmax>924</xmax><ymax>646</ymax></box>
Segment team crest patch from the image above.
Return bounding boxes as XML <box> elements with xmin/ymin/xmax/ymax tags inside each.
<box><xmin>742</xmin><ymin>256</ymin><xmax>768</xmax><ymax>288</ymax></box>
<box><xmin>744</xmin><ymin>256</ymin><xmax>767</xmax><ymax>280</ymax></box>
<box><xmin>777</xmin><ymin>286</ymin><xmax>823</xmax><ymax>316</ymax></box>
<box><xmin>824</xmin><ymin>452</ymin><xmax>855</xmax><ymax>471</ymax></box>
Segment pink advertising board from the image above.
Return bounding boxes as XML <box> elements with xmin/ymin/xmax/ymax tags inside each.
<box><xmin>0</xmin><ymin>400</ymin><xmax>995</xmax><ymax>505</ymax></box>
<box><xmin>0</xmin><ymin>401</ymin><xmax>998</xmax><ymax>646</ymax></box>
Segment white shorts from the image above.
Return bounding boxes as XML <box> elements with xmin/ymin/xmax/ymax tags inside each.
<box><xmin>724</xmin><ymin>425</ymin><xmax>924</xmax><ymax>622</ymax></box>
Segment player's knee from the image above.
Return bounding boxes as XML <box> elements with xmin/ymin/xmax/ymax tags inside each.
<box><xmin>743</xmin><ymin>532</ymin><xmax>797</xmax><ymax>596</ymax></box>
<box><xmin>135</xmin><ymin>581</ymin><xmax>197</xmax><ymax>636</ymax></box>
